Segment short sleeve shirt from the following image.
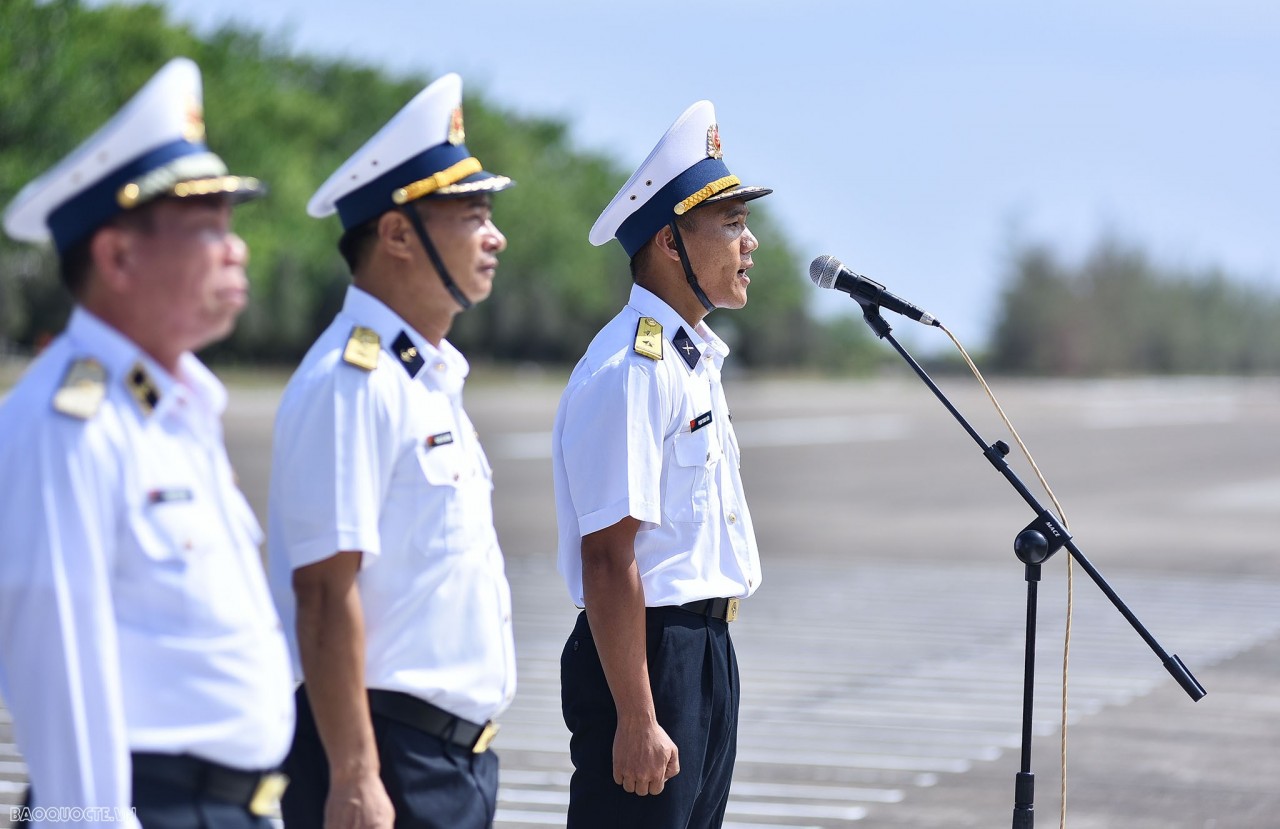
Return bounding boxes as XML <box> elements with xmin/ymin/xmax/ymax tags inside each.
<box><xmin>268</xmin><ymin>286</ymin><xmax>516</xmax><ymax>724</ymax></box>
<box><xmin>552</xmin><ymin>284</ymin><xmax>761</xmax><ymax>607</ymax></box>
<box><xmin>0</xmin><ymin>308</ymin><xmax>295</xmax><ymax>824</ymax></box>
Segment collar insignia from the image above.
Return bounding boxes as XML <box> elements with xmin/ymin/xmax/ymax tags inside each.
<box><xmin>126</xmin><ymin>362</ymin><xmax>160</xmax><ymax>416</ymax></box>
<box><xmin>52</xmin><ymin>357</ymin><xmax>107</xmax><ymax>420</ymax></box>
<box><xmin>342</xmin><ymin>326</ymin><xmax>380</xmax><ymax>371</ymax></box>
<box><xmin>672</xmin><ymin>326</ymin><xmax>700</xmax><ymax>370</ymax></box>
<box><xmin>392</xmin><ymin>330</ymin><xmax>425</xmax><ymax>376</ymax></box>
<box><xmin>633</xmin><ymin>317</ymin><xmax>663</xmax><ymax>361</ymax></box>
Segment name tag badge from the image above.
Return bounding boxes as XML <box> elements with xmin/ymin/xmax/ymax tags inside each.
<box><xmin>426</xmin><ymin>431</ymin><xmax>454</xmax><ymax>448</ymax></box>
<box><xmin>689</xmin><ymin>411</ymin><xmax>713</xmax><ymax>433</ymax></box>
<box><xmin>147</xmin><ymin>487</ymin><xmax>194</xmax><ymax>504</ymax></box>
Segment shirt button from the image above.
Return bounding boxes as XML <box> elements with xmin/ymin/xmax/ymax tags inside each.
<box><xmin>435</xmin><ymin>362</ymin><xmax>446</xmax><ymax>372</ymax></box>
<box><xmin>728</xmin><ymin>513</ymin><xmax>737</xmax><ymax>524</ymax></box>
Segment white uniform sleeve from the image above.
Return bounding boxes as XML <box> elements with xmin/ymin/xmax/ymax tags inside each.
<box><xmin>270</xmin><ymin>365</ymin><xmax>395</xmax><ymax>569</ymax></box>
<box><xmin>0</xmin><ymin>419</ymin><xmax>138</xmax><ymax>829</ymax></box>
<box><xmin>561</xmin><ymin>359</ymin><xmax>669</xmax><ymax>537</ymax></box>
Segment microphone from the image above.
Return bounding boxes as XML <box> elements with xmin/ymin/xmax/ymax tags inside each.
<box><xmin>809</xmin><ymin>255</ymin><xmax>940</xmax><ymax>327</ymax></box>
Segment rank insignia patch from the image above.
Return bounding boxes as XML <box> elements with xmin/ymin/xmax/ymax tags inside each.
<box><xmin>689</xmin><ymin>411</ymin><xmax>713</xmax><ymax>432</ymax></box>
<box><xmin>634</xmin><ymin>317</ymin><xmax>663</xmax><ymax>361</ymax></box>
<box><xmin>672</xmin><ymin>326</ymin><xmax>700</xmax><ymax>370</ymax></box>
<box><xmin>343</xmin><ymin>326</ymin><xmax>381</xmax><ymax>371</ymax></box>
<box><xmin>52</xmin><ymin>358</ymin><xmax>106</xmax><ymax>420</ymax></box>
<box><xmin>392</xmin><ymin>331</ymin><xmax>425</xmax><ymax>376</ymax></box>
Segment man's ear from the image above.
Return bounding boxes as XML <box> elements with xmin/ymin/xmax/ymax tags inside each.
<box><xmin>88</xmin><ymin>226</ymin><xmax>133</xmax><ymax>293</ymax></box>
<box><xmin>377</xmin><ymin>210</ymin><xmax>417</xmax><ymax>263</ymax></box>
<box><xmin>653</xmin><ymin>224</ymin><xmax>682</xmax><ymax>263</ymax></box>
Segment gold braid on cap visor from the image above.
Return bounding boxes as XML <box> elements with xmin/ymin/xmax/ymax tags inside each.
<box><xmin>392</xmin><ymin>157</ymin><xmax>484</xmax><ymax>204</ymax></box>
<box><xmin>672</xmin><ymin>174</ymin><xmax>741</xmax><ymax>216</ymax></box>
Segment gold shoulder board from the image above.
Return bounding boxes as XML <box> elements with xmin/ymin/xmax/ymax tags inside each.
<box><xmin>52</xmin><ymin>358</ymin><xmax>107</xmax><ymax>420</ymax></box>
<box><xmin>343</xmin><ymin>326</ymin><xmax>381</xmax><ymax>371</ymax></box>
<box><xmin>633</xmin><ymin>317</ymin><xmax>663</xmax><ymax>361</ymax></box>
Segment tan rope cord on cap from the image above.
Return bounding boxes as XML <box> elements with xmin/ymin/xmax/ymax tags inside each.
<box><xmin>672</xmin><ymin>174</ymin><xmax>740</xmax><ymax>215</ymax></box>
<box><xmin>391</xmin><ymin>157</ymin><xmax>483</xmax><ymax>204</ymax></box>
<box><xmin>938</xmin><ymin>322</ymin><xmax>1073</xmax><ymax>829</ymax></box>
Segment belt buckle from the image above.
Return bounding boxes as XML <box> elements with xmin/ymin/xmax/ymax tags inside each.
<box><xmin>247</xmin><ymin>772</ymin><xmax>289</xmax><ymax>817</ymax></box>
<box><xmin>472</xmin><ymin>721</ymin><xmax>500</xmax><ymax>754</ymax></box>
<box><xmin>725</xmin><ymin>598</ymin><xmax>740</xmax><ymax>622</ymax></box>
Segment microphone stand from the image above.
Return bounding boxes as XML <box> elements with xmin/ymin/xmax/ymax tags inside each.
<box><xmin>856</xmin><ymin>304</ymin><xmax>1206</xmax><ymax>828</ymax></box>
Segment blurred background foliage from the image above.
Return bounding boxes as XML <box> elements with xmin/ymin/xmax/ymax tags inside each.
<box><xmin>2</xmin><ymin>0</ymin><xmax>1277</xmax><ymax>376</ymax></box>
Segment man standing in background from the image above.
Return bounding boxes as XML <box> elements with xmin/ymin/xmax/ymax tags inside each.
<box><xmin>269</xmin><ymin>73</ymin><xmax>517</xmax><ymax>829</ymax></box>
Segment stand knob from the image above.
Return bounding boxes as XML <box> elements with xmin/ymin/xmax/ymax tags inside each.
<box><xmin>1014</xmin><ymin>530</ymin><xmax>1050</xmax><ymax>565</ymax></box>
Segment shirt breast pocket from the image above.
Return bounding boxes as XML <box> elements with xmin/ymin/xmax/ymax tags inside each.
<box><xmin>413</xmin><ymin>442</ymin><xmax>468</xmax><ymax>555</ymax></box>
<box><xmin>665</xmin><ymin>427</ymin><xmax>722</xmax><ymax>524</ymax></box>
<box><xmin>122</xmin><ymin>492</ymin><xmax>232</xmax><ymax>633</ymax></box>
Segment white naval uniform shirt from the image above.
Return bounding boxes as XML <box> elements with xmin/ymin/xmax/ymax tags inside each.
<box><xmin>0</xmin><ymin>309</ymin><xmax>295</xmax><ymax>828</ymax></box>
<box><xmin>552</xmin><ymin>284</ymin><xmax>762</xmax><ymax>608</ymax></box>
<box><xmin>268</xmin><ymin>286</ymin><xmax>516</xmax><ymax>725</ymax></box>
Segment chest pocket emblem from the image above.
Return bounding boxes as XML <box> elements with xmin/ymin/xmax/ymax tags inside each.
<box><xmin>426</xmin><ymin>431</ymin><xmax>454</xmax><ymax>448</ymax></box>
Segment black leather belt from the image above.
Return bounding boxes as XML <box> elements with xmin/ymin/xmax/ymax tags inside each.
<box><xmin>677</xmin><ymin>597</ymin><xmax>741</xmax><ymax>622</ymax></box>
<box><xmin>131</xmin><ymin>752</ymin><xmax>287</xmax><ymax>816</ymax></box>
<box><xmin>367</xmin><ymin>689</ymin><xmax>500</xmax><ymax>754</ymax></box>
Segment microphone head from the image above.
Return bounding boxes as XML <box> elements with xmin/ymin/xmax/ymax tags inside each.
<box><xmin>809</xmin><ymin>254</ymin><xmax>842</xmax><ymax>289</ymax></box>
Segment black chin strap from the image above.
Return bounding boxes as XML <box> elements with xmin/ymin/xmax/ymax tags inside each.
<box><xmin>668</xmin><ymin>220</ymin><xmax>715</xmax><ymax>313</ymax></box>
<box><xmin>400</xmin><ymin>205</ymin><xmax>472</xmax><ymax>311</ymax></box>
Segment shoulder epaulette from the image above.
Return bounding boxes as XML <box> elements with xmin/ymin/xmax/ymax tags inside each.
<box><xmin>633</xmin><ymin>317</ymin><xmax>663</xmax><ymax>361</ymax></box>
<box><xmin>342</xmin><ymin>326</ymin><xmax>381</xmax><ymax>371</ymax></box>
<box><xmin>52</xmin><ymin>358</ymin><xmax>107</xmax><ymax>420</ymax></box>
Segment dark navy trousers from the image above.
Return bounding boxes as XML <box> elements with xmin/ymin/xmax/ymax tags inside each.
<box><xmin>281</xmin><ymin>687</ymin><xmax>499</xmax><ymax>829</ymax></box>
<box><xmin>561</xmin><ymin>607</ymin><xmax>740</xmax><ymax>829</ymax></box>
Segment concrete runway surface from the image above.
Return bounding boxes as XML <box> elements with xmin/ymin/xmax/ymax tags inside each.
<box><xmin>3</xmin><ymin>372</ymin><xmax>1277</xmax><ymax>828</ymax></box>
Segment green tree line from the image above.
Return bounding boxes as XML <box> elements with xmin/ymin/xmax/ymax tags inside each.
<box><xmin>0</xmin><ymin>0</ymin><xmax>834</xmax><ymax>368</ymax></box>
<box><xmin>3</xmin><ymin>1</ymin><xmax>1275</xmax><ymax>376</ymax></box>
<box><xmin>990</xmin><ymin>237</ymin><xmax>1280</xmax><ymax>375</ymax></box>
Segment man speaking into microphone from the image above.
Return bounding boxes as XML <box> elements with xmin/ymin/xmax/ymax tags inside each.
<box><xmin>552</xmin><ymin>100</ymin><xmax>770</xmax><ymax>829</ymax></box>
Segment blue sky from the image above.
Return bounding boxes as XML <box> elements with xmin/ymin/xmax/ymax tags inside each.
<box><xmin>101</xmin><ymin>0</ymin><xmax>1279</xmax><ymax>345</ymax></box>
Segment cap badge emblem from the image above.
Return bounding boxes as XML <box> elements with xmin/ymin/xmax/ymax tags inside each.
<box><xmin>448</xmin><ymin>106</ymin><xmax>466</xmax><ymax>145</ymax></box>
<box><xmin>183</xmin><ymin>94</ymin><xmax>205</xmax><ymax>143</ymax></box>
<box><xmin>706</xmin><ymin>123</ymin><xmax>723</xmax><ymax>159</ymax></box>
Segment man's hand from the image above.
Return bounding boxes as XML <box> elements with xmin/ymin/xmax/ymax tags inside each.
<box><xmin>581</xmin><ymin>517</ymin><xmax>681</xmax><ymax>797</ymax></box>
<box><xmin>324</xmin><ymin>772</ymin><xmax>395</xmax><ymax>829</ymax></box>
<box><xmin>613</xmin><ymin>714</ymin><xmax>680</xmax><ymax>796</ymax></box>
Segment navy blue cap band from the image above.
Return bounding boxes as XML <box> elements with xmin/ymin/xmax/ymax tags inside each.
<box><xmin>46</xmin><ymin>138</ymin><xmax>207</xmax><ymax>254</ymax></box>
<box><xmin>335</xmin><ymin>141</ymin><xmax>475</xmax><ymax>230</ymax></box>
<box><xmin>615</xmin><ymin>157</ymin><xmax>732</xmax><ymax>258</ymax></box>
